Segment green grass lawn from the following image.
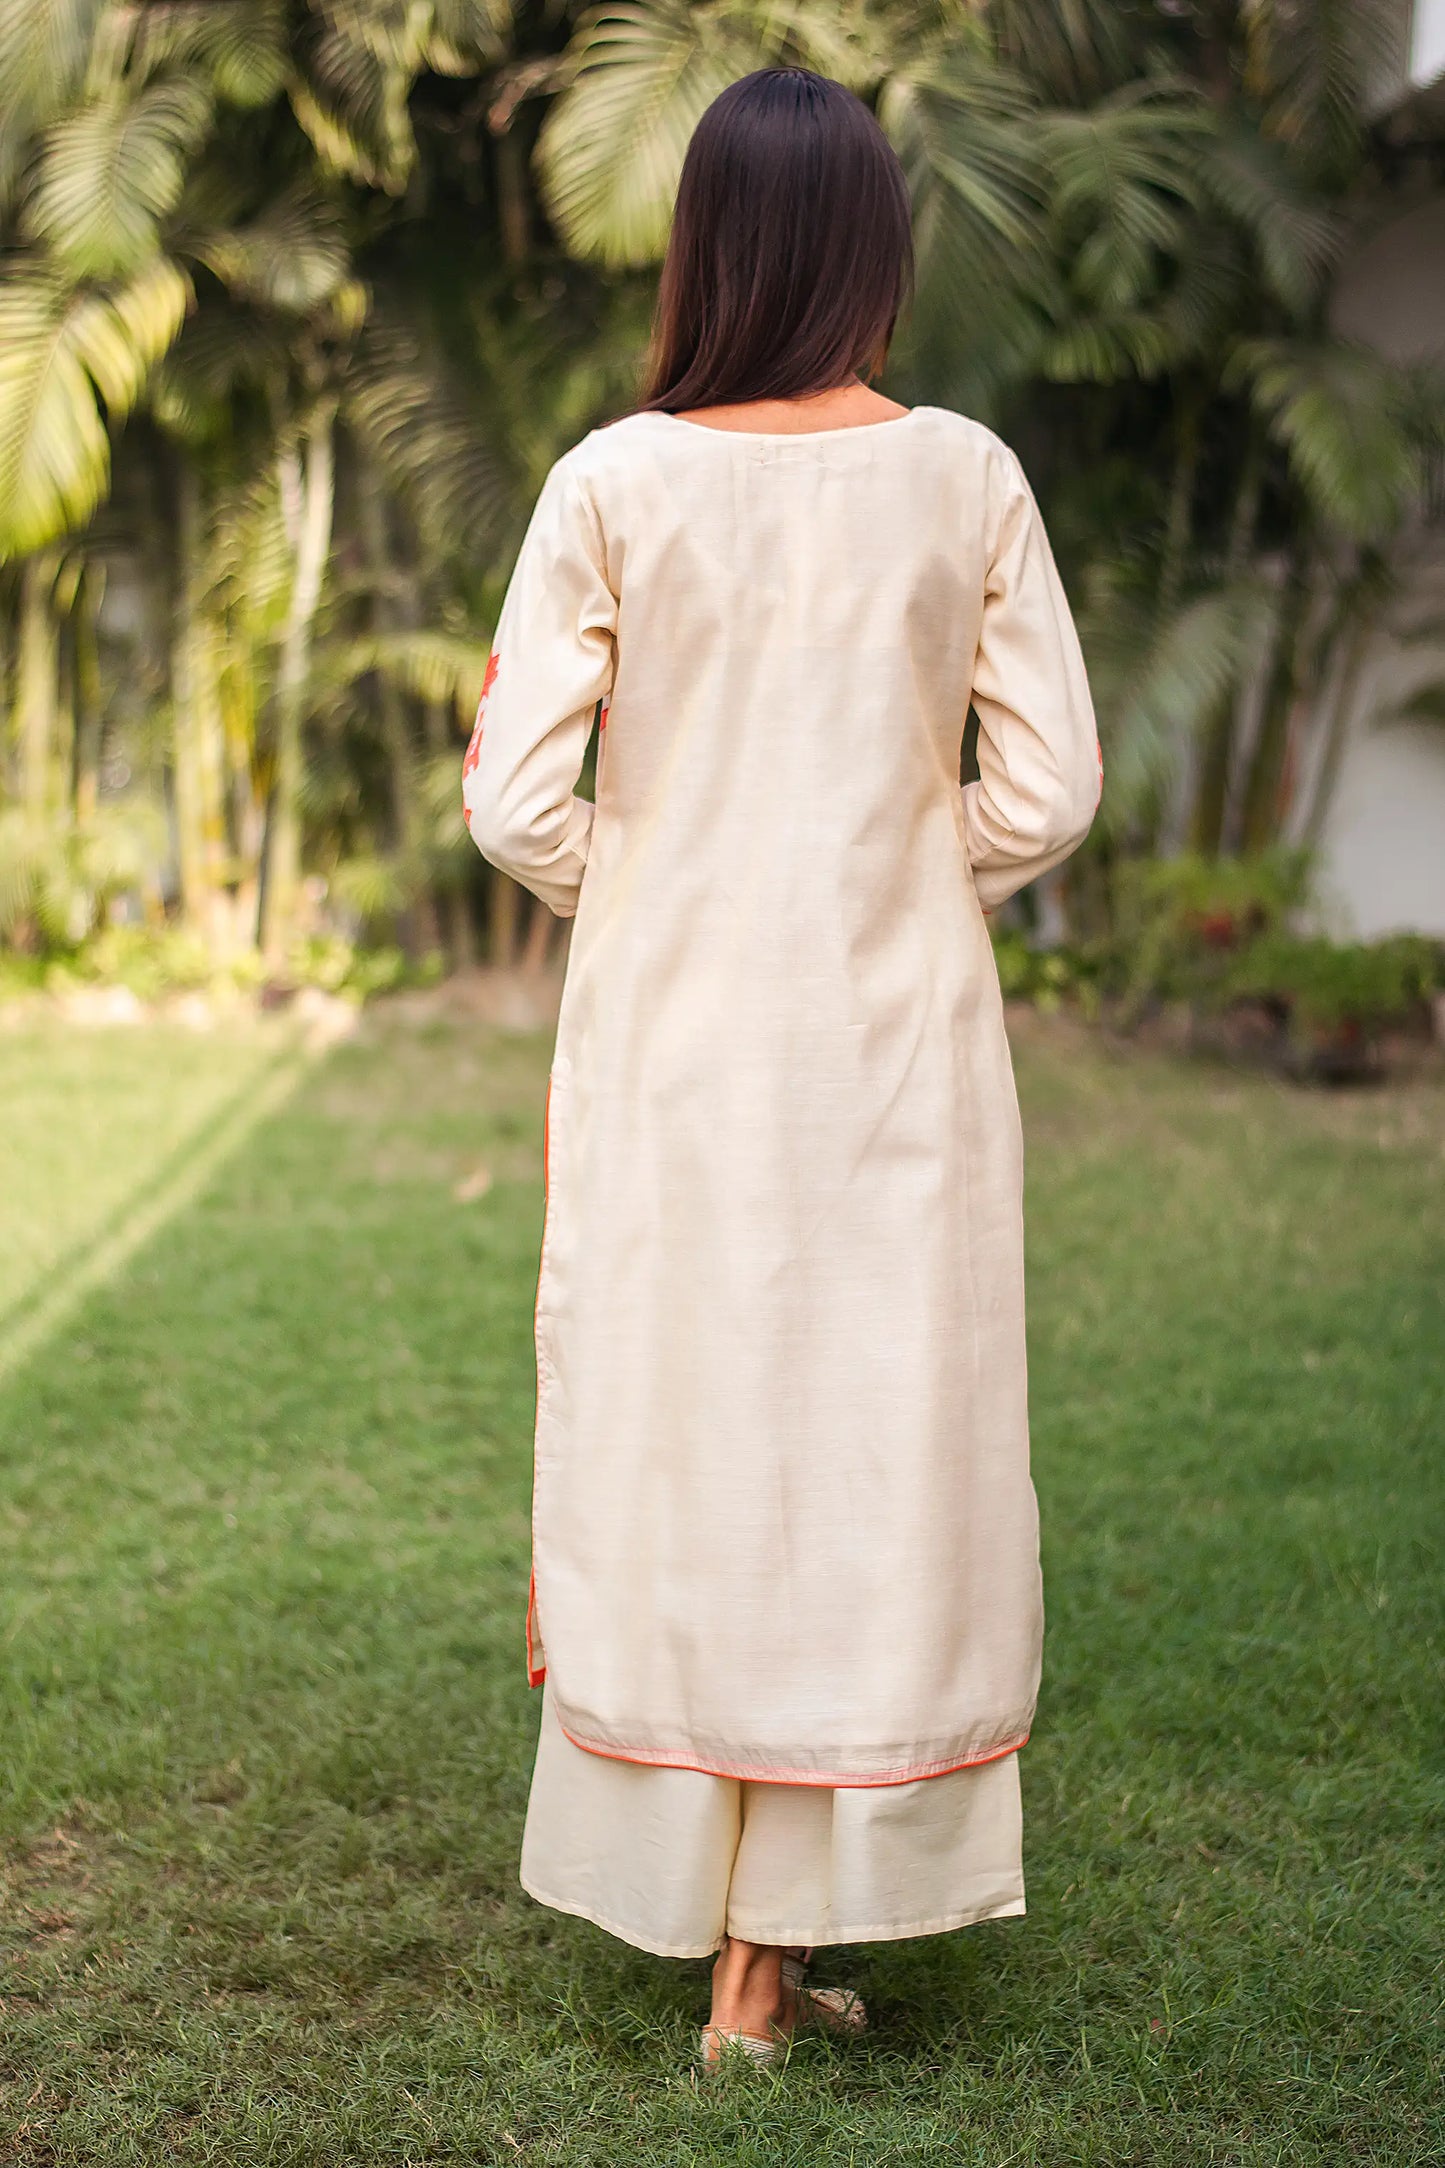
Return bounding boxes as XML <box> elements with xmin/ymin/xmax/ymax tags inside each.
<box><xmin>2</xmin><ymin>1004</ymin><xmax>1442</xmax><ymax>2165</ymax></box>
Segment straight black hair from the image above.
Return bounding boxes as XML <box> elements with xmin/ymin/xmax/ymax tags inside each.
<box><xmin>642</xmin><ymin>69</ymin><xmax>914</xmax><ymax>413</ymax></box>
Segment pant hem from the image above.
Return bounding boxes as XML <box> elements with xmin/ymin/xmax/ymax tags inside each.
<box><xmin>519</xmin><ymin>1873</ymin><xmax>724</xmax><ymax>1960</ymax></box>
<box><xmin>519</xmin><ymin>1872</ymin><xmax>1025</xmax><ymax>1960</ymax></box>
<box><xmin>724</xmin><ymin>1891</ymin><xmax>1026</xmax><ymax>1948</ymax></box>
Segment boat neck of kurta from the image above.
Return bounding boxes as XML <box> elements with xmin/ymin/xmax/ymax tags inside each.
<box><xmin>633</xmin><ymin>406</ymin><xmax>943</xmax><ymax>446</ymax></box>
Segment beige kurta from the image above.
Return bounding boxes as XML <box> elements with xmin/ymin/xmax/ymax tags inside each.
<box><xmin>464</xmin><ymin>406</ymin><xmax>1098</xmax><ymax>1787</ymax></box>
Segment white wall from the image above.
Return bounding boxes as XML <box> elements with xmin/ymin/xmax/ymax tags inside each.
<box><xmin>1308</xmin><ymin>601</ymin><xmax>1445</xmax><ymax>940</ymax></box>
<box><xmin>1413</xmin><ymin>0</ymin><xmax>1445</xmax><ymax>87</ymax></box>
<box><xmin>1309</xmin><ymin>198</ymin><xmax>1445</xmax><ymax>939</ymax></box>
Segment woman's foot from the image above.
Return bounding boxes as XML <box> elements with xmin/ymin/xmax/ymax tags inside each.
<box><xmin>705</xmin><ymin>1935</ymin><xmax>793</xmax><ymax>2050</ymax></box>
<box><xmin>699</xmin><ymin>1938</ymin><xmax>868</xmax><ymax>2068</ymax></box>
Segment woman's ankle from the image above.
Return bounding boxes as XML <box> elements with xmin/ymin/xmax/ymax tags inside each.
<box><xmin>709</xmin><ymin>1936</ymin><xmax>790</xmax><ymax>2035</ymax></box>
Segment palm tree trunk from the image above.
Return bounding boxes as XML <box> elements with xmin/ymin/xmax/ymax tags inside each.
<box><xmin>1238</xmin><ymin>549</ymin><xmax>1310</xmax><ymax>853</ymax></box>
<box><xmin>1300</xmin><ymin>598</ymin><xmax>1375</xmax><ymax>849</ymax></box>
<box><xmin>262</xmin><ymin>403</ymin><xmax>336</xmax><ymax>965</ymax></box>
<box><xmin>422</xmin><ymin>693</ymin><xmax>474</xmax><ymax>967</ymax></box>
<box><xmin>490</xmin><ymin>870</ymin><xmax>520</xmax><ymax>968</ymax></box>
<box><xmin>171</xmin><ymin>460</ymin><xmax>230</xmax><ymax>949</ymax></box>
<box><xmin>495</xmin><ymin>127</ymin><xmax>531</xmax><ymax>267</ymax></box>
<box><xmin>15</xmin><ymin>553</ymin><xmax>60</xmax><ymax>819</ymax></box>
<box><xmin>1191</xmin><ymin>440</ymin><xmax>1263</xmax><ymax>853</ymax></box>
<box><xmin>520</xmin><ymin>894</ymin><xmax>553</xmax><ymax>975</ymax></box>
<box><xmin>1158</xmin><ymin>390</ymin><xmax>1202</xmax><ymax>622</ymax></box>
<box><xmin>72</xmin><ymin>562</ymin><xmax>102</xmax><ymax>826</ymax></box>
<box><xmin>358</xmin><ymin>465</ymin><xmax>441</xmax><ymax>959</ymax></box>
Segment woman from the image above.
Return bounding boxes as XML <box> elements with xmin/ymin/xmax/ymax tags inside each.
<box><xmin>463</xmin><ymin>68</ymin><xmax>1099</xmax><ymax>2068</ymax></box>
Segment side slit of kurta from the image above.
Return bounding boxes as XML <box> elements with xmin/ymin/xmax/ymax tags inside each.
<box><xmin>528</xmin><ymin>1069</ymin><xmax>557</xmax><ymax>1689</ymax></box>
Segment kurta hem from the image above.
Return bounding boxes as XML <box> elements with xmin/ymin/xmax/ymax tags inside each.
<box><xmin>552</xmin><ymin>1708</ymin><xmax>1032</xmax><ymax>1788</ymax></box>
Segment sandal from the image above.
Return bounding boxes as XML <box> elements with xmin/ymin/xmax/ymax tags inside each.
<box><xmin>696</xmin><ymin>2022</ymin><xmax>787</xmax><ymax>2072</ymax></box>
<box><xmin>781</xmin><ymin>1949</ymin><xmax>868</xmax><ymax>2035</ymax></box>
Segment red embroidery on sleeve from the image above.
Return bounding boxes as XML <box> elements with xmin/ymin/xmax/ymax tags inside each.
<box><xmin>462</xmin><ymin>650</ymin><xmax>500</xmax><ymax>786</ymax></box>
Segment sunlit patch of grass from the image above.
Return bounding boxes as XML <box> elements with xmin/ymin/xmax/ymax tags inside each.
<box><xmin>1</xmin><ymin>1011</ymin><xmax>1441</xmax><ymax>2164</ymax></box>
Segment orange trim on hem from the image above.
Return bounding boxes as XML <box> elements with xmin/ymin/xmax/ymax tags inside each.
<box><xmin>553</xmin><ymin>1715</ymin><xmax>1030</xmax><ymax>1789</ymax></box>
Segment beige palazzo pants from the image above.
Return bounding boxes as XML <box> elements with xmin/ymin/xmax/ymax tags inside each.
<box><xmin>520</xmin><ymin>1685</ymin><xmax>1026</xmax><ymax>1959</ymax></box>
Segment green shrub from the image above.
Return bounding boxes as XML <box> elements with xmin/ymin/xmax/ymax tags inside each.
<box><xmin>60</xmin><ymin>924</ymin><xmax>217</xmax><ymax>1000</ymax></box>
<box><xmin>1107</xmin><ymin>850</ymin><xmax>1312</xmax><ymax>1021</ymax></box>
<box><xmin>991</xmin><ymin>929</ymin><xmax>1101</xmax><ymax>1017</ymax></box>
<box><xmin>1221</xmin><ymin>933</ymin><xmax>1440</xmax><ymax>1042</ymax></box>
<box><xmin>0</xmin><ymin>925</ymin><xmax>430</xmax><ymax>1009</ymax></box>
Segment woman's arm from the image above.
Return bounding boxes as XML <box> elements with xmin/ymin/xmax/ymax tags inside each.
<box><xmin>961</xmin><ymin>447</ymin><xmax>1101</xmax><ymax>912</ymax></box>
<box><xmin>462</xmin><ymin>459</ymin><xmax>616</xmax><ymax>919</ymax></box>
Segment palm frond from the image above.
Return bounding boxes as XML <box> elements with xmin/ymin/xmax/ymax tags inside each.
<box><xmin>1081</xmin><ymin>577</ymin><xmax>1275</xmax><ymax>831</ymax></box>
<box><xmin>1040</xmin><ymin>82</ymin><xmax>1210</xmax><ymax>314</ymax></box>
<box><xmin>1196</xmin><ymin>116</ymin><xmax>1340</xmax><ymax>317</ymax></box>
<box><xmin>74</xmin><ymin>798</ymin><xmax>169</xmax><ymax>893</ymax></box>
<box><xmin>329</xmin><ymin>851</ymin><xmax>410</xmax><ymax>920</ymax></box>
<box><xmin>536</xmin><ymin>2</ymin><xmax>762</xmax><ymax>267</ymax></box>
<box><xmin>1227</xmin><ymin>336</ymin><xmax>1428</xmax><ymax>540</ymax></box>
<box><xmin>150</xmin><ymin>301</ymin><xmax>292</xmax><ymax>444</ymax></box>
<box><xmin>0</xmin><ymin>0</ymin><xmax>105</xmax><ymax>131</ymax></box>
<box><xmin>25</xmin><ymin>78</ymin><xmax>213</xmax><ymax>278</ymax></box>
<box><xmin>128</xmin><ymin>0</ymin><xmax>288</xmax><ymax>110</ymax></box>
<box><xmin>0</xmin><ymin>809</ymin><xmax>50</xmax><ymax>937</ymax></box>
<box><xmin>0</xmin><ymin>255</ymin><xmax>191</xmax><ymax>556</ymax></box>
<box><xmin>338</xmin><ymin>630</ymin><xmax>494</xmax><ymax>718</ymax></box>
<box><xmin>419</xmin><ymin>745</ymin><xmax>471</xmax><ymax>844</ymax></box>
<box><xmin>1041</xmin><ymin>221</ymin><xmax>1241</xmax><ymax>384</ymax></box>
<box><xmin>1244</xmin><ymin>0</ymin><xmax>1396</xmax><ymax>184</ymax></box>
<box><xmin>290</xmin><ymin>1</ymin><xmax>429</xmax><ymax>196</ymax></box>
<box><xmin>196</xmin><ymin>183</ymin><xmax>354</xmax><ymax>314</ymax></box>
<box><xmin>879</xmin><ymin>43</ymin><xmax>1052</xmax><ymax>401</ymax></box>
<box><xmin>753</xmin><ymin>0</ymin><xmax>891</xmax><ymax>94</ymax></box>
<box><xmin>988</xmin><ymin>0</ymin><xmax>1135</xmax><ymax>102</ymax></box>
<box><xmin>344</xmin><ymin>314</ymin><xmax>511</xmax><ymax>561</ymax></box>
<box><xmin>208</xmin><ymin>465</ymin><xmax>295</xmax><ymax>634</ymax></box>
<box><xmin>427</xmin><ymin>0</ymin><xmax>514</xmax><ymax>70</ymax></box>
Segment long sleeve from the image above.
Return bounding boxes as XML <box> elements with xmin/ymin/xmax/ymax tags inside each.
<box><xmin>462</xmin><ymin>456</ymin><xmax>616</xmax><ymax>918</ymax></box>
<box><xmin>961</xmin><ymin>447</ymin><xmax>1101</xmax><ymax>911</ymax></box>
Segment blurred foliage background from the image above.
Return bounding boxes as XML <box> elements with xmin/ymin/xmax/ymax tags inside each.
<box><xmin>0</xmin><ymin>0</ymin><xmax>1442</xmax><ymax>1043</ymax></box>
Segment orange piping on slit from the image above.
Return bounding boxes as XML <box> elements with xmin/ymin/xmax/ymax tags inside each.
<box><xmin>526</xmin><ymin>1569</ymin><xmax>545</xmax><ymax>1689</ymax></box>
<box><xmin>526</xmin><ymin>1075</ymin><xmax>553</xmax><ymax>1689</ymax></box>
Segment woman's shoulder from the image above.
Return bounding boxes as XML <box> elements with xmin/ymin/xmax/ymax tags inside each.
<box><xmin>548</xmin><ymin>412</ymin><xmax>673</xmax><ymax>484</ymax></box>
<box><xmin>910</xmin><ymin>406</ymin><xmax>1026</xmax><ymax>474</ymax></box>
<box><xmin>541</xmin><ymin>405</ymin><xmax>1028</xmax><ymax>513</ymax></box>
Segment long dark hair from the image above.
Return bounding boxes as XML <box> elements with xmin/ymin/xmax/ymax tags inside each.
<box><xmin>641</xmin><ymin>70</ymin><xmax>913</xmax><ymax>414</ymax></box>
